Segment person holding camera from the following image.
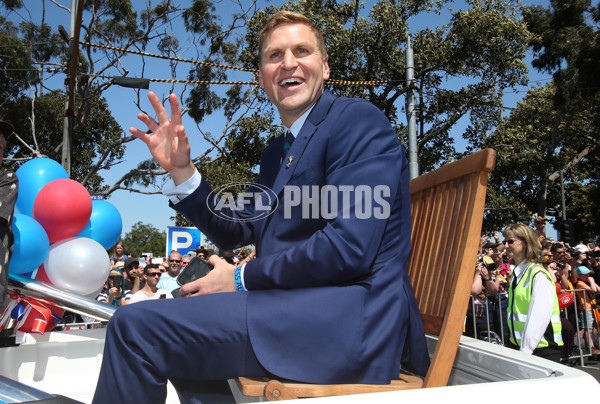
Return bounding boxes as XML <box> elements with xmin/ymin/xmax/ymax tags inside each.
<box><xmin>97</xmin><ymin>268</ymin><xmax>132</xmax><ymax>307</ymax></box>
<box><xmin>465</xmin><ymin>250</ymin><xmax>500</xmax><ymax>341</ymax></box>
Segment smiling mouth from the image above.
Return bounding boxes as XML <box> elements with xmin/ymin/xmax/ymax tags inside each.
<box><xmin>279</xmin><ymin>78</ymin><xmax>304</xmax><ymax>87</ymax></box>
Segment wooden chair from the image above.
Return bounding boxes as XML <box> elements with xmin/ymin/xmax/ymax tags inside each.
<box><xmin>232</xmin><ymin>148</ymin><xmax>497</xmax><ymax>401</ymax></box>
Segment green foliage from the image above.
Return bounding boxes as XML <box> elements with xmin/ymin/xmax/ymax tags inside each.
<box><xmin>508</xmin><ymin>0</ymin><xmax>600</xmax><ymax>241</ymax></box>
<box><xmin>1</xmin><ymin>89</ymin><xmax>125</xmax><ymax>192</ymax></box>
<box><xmin>240</xmin><ymin>0</ymin><xmax>532</xmax><ymax>172</ymax></box>
<box><xmin>120</xmin><ymin>222</ymin><xmax>167</xmax><ymax>258</ymax></box>
<box><xmin>0</xmin><ymin>18</ymin><xmax>38</xmax><ymax>102</ymax></box>
<box><xmin>524</xmin><ymin>0</ymin><xmax>600</xmax><ymax>111</ymax></box>
<box><xmin>484</xmin><ymin>83</ymin><xmax>599</xmax><ymax>240</ymax></box>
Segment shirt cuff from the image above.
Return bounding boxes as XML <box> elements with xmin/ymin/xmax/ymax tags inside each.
<box><xmin>162</xmin><ymin>170</ymin><xmax>202</xmax><ymax>204</ymax></box>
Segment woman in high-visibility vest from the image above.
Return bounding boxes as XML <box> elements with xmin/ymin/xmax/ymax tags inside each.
<box><xmin>503</xmin><ymin>223</ymin><xmax>563</xmax><ymax>354</ymax></box>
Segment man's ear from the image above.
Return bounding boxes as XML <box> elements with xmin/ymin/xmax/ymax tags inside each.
<box><xmin>322</xmin><ymin>55</ymin><xmax>330</xmax><ymax>81</ymax></box>
<box><xmin>258</xmin><ymin>70</ymin><xmax>264</xmax><ymax>89</ymax></box>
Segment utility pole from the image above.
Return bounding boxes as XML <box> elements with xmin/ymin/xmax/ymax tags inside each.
<box><xmin>405</xmin><ymin>35</ymin><xmax>419</xmax><ymax>180</ymax></box>
<box><xmin>61</xmin><ymin>0</ymin><xmax>84</xmax><ymax>177</ymax></box>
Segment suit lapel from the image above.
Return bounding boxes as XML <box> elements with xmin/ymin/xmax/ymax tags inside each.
<box><xmin>256</xmin><ymin>91</ymin><xmax>337</xmax><ymax>244</ymax></box>
<box><xmin>270</xmin><ymin>90</ymin><xmax>336</xmax><ymax>198</ymax></box>
<box><xmin>261</xmin><ymin>135</ymin><xmax>284</xmax><ymax>188</ymax></box>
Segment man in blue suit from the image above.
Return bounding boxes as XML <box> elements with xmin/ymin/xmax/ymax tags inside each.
<box><xmin>93</xmin><ymin>11</ymin><xmax>429</xmax><ymax>403</ymax></box>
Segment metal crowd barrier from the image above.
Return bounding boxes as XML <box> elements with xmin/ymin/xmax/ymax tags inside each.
<box><xmin>466</xmin><ymin>289</ymin><xmax>598</xmax><ymax>366</ymax></box>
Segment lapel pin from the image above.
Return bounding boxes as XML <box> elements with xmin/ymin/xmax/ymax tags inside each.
<box><xmin>286</xmin><ymin>156</ymin><xmax>295</xmax><ymax>168</ymax></box>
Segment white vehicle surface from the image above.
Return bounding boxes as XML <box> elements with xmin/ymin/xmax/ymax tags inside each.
<box><xmin>2</xmin><ymin>275</ymin><xmax>599</xmax><ymax>403</ymax></box>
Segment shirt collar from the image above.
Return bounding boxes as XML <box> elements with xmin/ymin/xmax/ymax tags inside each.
<box><xmin>283</xmin><ymin>104</ymin><xmax>315</xmax><ymax>138</ymax></box>
<box><xmin>514</xmin><ymin>259</ymin><xmax>528</xmax><ymax>280</ymax></box>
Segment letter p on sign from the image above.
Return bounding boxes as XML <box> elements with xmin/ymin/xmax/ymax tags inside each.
<box><xmin>172</xmin><ymin>231</ymin><xmax>193</xmax><ymax>251</ymax></box>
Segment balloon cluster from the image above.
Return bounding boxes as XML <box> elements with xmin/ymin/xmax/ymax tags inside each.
<box><xmin>9</xmin><ymin>158</ymin><xmax>122</xmax><ymax>296</ymax></box>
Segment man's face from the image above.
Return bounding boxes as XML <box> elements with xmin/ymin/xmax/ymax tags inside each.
<box><xmin>126</xmin><ymin>263</ymin><xmax>139</xmax><ymax>277</ymax></box>
<box><xmin>182</xmin><ymin>257</ymin><xmax>191</xmax><ymax>267</ymax></box>
<box><xmin>198</xmin><ymin>253</ymin><xmax>206</xmax><ymax>261</ymax></box>
<box><xmin>552</xmin><ymin>248</ymin><xmax>566</xmax><ymax>262</ymax></box>
<box><xmin>258</xmin><ymin>23</ymin><xmax>330</xmax><ymax>127</ymax></box>
<box><xmin>168</xmin><ymin>253</ymin><xmax>182</xmax><ymax>273</ymax></box>
<box><xmin>144</xmin><ymin>268</ymin><xmax>162</xmax><ymax>286</ymax></box>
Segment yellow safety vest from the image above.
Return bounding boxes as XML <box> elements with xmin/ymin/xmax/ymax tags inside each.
<box><xmin>507</xmin><ymin>262</ymin><xmax>563</xmax><ymax>348</ymax></box>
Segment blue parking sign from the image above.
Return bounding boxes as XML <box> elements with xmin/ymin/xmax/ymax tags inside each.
<box><xmin>166</xmin><ymin>226</ymin><xmax>203</xmax><ymax>256</ymax></box>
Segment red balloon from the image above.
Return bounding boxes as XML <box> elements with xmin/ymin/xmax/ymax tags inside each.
<box><xmin>34</xmin><ymin>264</ymin><xmax>53</xmax><ymax>285</ymax></box>
<box><xmin>33</xmin><ymin>179</ymin><xmax>92</xmax><ymax>243</ymax></box>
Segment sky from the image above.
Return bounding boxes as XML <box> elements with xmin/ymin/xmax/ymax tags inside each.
<box><xmin>7</xmin><ymin>0</ymin><xmax>558</xmax><ymax>241</ymax></box>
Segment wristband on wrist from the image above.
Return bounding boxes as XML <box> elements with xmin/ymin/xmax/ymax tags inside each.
<box><xmin>234</xmin><ymin>266</ymin><xmax>245</xmax><ymax>291</ymax></box>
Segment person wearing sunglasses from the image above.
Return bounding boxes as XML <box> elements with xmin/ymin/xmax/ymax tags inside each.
<box><xmin>97</xmin><ymin>268</ymin><xmax>132</xmax><ymax>307</ymax></box>
<box><xmin>130</xmin><ymin>264</ymin><xmax>173</xmax><ymax>303</ymax></box>
<box><xmin>503</xmin><ymin>223</ymin><xmax>563</xmax><ymax>354</ymax></box>
<box><xmin>156</xmin><ymin>250</ymin><xmax>183</xmax><ymax>293</ymax></box>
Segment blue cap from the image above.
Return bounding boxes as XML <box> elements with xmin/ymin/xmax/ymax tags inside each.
<box><xmin>577</xmin><ymin>266</ymin><xmax>591</xmax><ymax>275</ymax></box>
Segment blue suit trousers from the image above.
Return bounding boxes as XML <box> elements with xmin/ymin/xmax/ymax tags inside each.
<box><xmin>92</xmin><ymin>292</ymin><xmax>269</xmax><ymax>403</ymax></box>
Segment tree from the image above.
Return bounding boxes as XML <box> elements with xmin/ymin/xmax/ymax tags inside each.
<box><xmin>3</xmin><ymin>0</ymin><xmax>534</xmax><ymax>187</ymax></box>
<box><xmin>500</xmin><ymin>0</ymin><xmax>600</xmax><ymax>240</ymax></box>
<box><xmin>240</xmin><ymin>0</ymin><xmax>532</xmax><ymax>172</ymax></box>
<box><xmin>483</xmin><ymin>83</ymin><xmax>599</xmax><ymax>241</ymax></box>
<box><xmin>120</xmin><ymin>221</ymin><xmax>166</xmax><ymax>258</ymax></box>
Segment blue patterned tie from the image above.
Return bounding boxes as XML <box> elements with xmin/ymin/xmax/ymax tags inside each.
<box><xmin>282</xmin><ymin>130</ymin><xmax>294</xmax><ymax>162</ymax></box>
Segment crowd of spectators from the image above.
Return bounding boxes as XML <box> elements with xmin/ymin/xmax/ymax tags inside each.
<box><xmin>466</xmin><ymin>216</ymin><xmax>600</xmax><ymax>365</ymax></box>
<box><xmin>71</xmin><ymin>219</ymin><xmax>600</xmax><ymax>368</ymax></box>
<box><xmin>94</xmin><ymin>243</ymin><xmax>256</xmax><ymax>305</ymax></box>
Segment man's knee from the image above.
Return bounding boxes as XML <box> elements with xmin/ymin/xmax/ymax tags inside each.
<box><xmin>107</xmin><ymin>304</ymin><xmax>145</xmax><ymax>338</ymax></box>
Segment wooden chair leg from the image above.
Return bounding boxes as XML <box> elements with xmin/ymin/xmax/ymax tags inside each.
<box><xmin>264</xmin><ymin>380</ymin><xmax>298</xmax><ymax>401</ymax></box>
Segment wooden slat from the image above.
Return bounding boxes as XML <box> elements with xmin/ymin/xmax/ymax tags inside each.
<box><xmin>237</xmin><ymin>376</ymin><xmax>423</xmax><ymax>399</ymax></box>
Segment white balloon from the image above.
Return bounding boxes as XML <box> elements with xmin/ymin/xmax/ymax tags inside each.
<box><xmin>44</xmin><ymin>237</ymin><xmax>111</xmax><ymax>296</ymax></box>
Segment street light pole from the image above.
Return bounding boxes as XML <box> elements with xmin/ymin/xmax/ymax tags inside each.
<box><xmin>405</xmin><ymin>35</ymin><xmax>419</xmax><ymax>180</ymax></box>
<box><xmin>61</xmin><ymin>0</ymin><xmax>84</xmax><ymax>177</ymax></box>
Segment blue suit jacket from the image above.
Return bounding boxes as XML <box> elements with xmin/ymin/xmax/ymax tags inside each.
<box><xmin>174</xmin><ymin>90</ymin><xmax>429</xmax><ymax>384</ymax></box>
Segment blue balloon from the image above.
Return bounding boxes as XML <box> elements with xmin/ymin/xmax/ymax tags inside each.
<box><xmin>10</xmin><ymin>214</ymin><xmax>50</xmax><ymax>274</ymax></box>
<box><xmin>15</xmin><ymin>158</ymin><xmax>68</xmax><ymax>216</ymax></box>
<box><xmin>75</xmin><ymin>200</ymin><xmax>123</xmax><ymax>250</ymax></box>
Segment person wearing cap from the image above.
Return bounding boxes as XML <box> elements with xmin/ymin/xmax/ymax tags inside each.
<box><xmin>122</xmin><ymin>257</ymin><xmax>142</xmax><ymax>294</ymax></box>
<box><xmin>533</xmin><ymin>216</ymin><xmax>549</xmax><ymax>243</ymax></box>
<box><xmin>574</xmin><ymin>253</ymin><xmax>600</xmax><ymax>355</ymax></box>
<box><xmin>0</xmin><ymin>120</ymin><xmax>17</xmax><ymax>309</ymax></box>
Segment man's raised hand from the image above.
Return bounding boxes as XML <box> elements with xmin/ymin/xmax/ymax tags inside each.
<box><xmin>129</xmin><ymin>92</ymin><xmax>196</xmax><ymax>185</ymax></box>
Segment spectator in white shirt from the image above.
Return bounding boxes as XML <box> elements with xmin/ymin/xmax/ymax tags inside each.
<box><xmin>130</xmin><ymin>264</ymin><xmax>173</xmax><ymax>303</ymax></box>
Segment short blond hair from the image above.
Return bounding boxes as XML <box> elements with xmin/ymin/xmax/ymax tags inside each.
<box><xmin>258</xmin><ymin>11</ymin><xmax>327</xmax><ymax>64</ymax></box>
<box><xmin>502</xmin><ymin>223</ymin><xmax>542</xmax><ymax>263</ymax></box>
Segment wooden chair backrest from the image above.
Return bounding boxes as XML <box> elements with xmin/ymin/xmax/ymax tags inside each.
<box><xmin>408</xmin><ymin>148</ymin><xmax>496</xmax><ymax>388</ymax></box>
